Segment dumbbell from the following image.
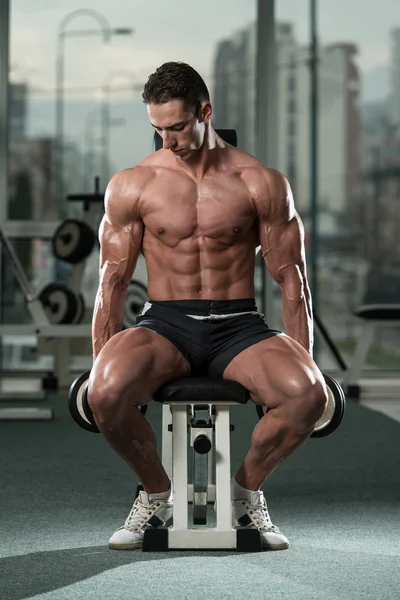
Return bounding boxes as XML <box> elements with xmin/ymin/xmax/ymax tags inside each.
<box><xmin>256</xmin><ymin>373</ymin><xmax>346</xmax><ymax>438</ymax></box>
<box><xmin>68</xmin><ymin>371</ymin><xmax>148</xmax><ymax>433</ymax></box>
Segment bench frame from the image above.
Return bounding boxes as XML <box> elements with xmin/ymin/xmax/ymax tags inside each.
<box><xmin>159</xmin><ymin>401</ymin><xmax>239</xmax><ymax>550</ymax></box>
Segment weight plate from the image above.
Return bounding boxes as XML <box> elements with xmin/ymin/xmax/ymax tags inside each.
<box><xmin>311</xmin><ymin>374</ymin><xmax>346</xmax><ymax>438</ymax></box>
<box><xmin>68</xmin><ymin>370</ymin><xmax>99</xmax><ymax>433</ymax></box>
<box><xmin>72</xmin><ymin>293</ymin><xmax>86</xmax><ymax>324</ymax></box>
<box><xmin>124</xmin><ymin>280</ymin><xmax>148</xmax><ymax>328</ymax></box>
<box><xmin>52</xmin><ymin>219</ymin><xmax>96</xmax><ymax>264</ymax></box>
<box><xmin>38</xmin><ymin>283</ymin><xmax>80</xmax><ymax>324</ymax></box>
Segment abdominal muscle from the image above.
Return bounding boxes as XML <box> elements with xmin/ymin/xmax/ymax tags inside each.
<box><xmin>143</xmin><ymin>236</ymin><xmax>257</xmax><ymax>301</ymax></box>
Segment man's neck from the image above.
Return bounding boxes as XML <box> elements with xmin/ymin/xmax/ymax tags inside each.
<box><xmin>177</xmin><ymin>126</ymin><xmax>224</xmax><ymax>179</ymax></box>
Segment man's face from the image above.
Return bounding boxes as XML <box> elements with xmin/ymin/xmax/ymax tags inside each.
<box><xmin>146</xmin><ymin>100</ymin><xmax>207</xmax><ymax>160</ymax></box>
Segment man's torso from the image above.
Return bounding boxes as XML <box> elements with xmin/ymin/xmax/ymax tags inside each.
<box><xmin>125</xmin><ymin>145</ymin><xmax>268</xmax><ymax>300</ymax></box>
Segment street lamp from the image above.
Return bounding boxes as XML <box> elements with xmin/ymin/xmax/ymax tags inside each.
<box><xmin>100</xmin><ymin>70</ymin><xmax>138</xmax><ymax>186</ymax></box>
<box><xmin>55</xmin><ymin>9</ymin><xmax>133</xmax><ymax>205</ymax></box>
<box><xmin>83</xmin><ymin>107</ymin><xmax>126</xmax><ymax>192</ymax></box>
<box><xmin>83</xmin><ymin>108</ymin><xmax>100</xmax><ymax>193</ymax></box>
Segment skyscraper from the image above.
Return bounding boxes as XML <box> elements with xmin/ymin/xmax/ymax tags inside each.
<box><xmin>9</xmin><ymin>82</ymin><xmax>28</xmax><ymax>141</ymax></box>
<box><xmin>390</xmin><ymin>27</ymin><xmax>400</xmax><ymax>126</ymax></box>
<box><xmin>212</xmin><ymin>23</ymin><xmax>361</xmax><ymax>216</ymax></box>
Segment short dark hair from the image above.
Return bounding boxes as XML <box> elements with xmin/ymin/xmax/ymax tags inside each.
<box><xmin>142</xmin><ymin>62</ymin><xmax>210</xmax><ymax>114</ymax></box>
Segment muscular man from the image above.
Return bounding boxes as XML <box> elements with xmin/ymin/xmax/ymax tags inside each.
<box><xmin>88</xmin><ymin>62</ymin><xmax>327</xmax><ymax>551</ymax></box>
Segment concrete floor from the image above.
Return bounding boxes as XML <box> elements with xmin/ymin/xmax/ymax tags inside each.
<box><xmin>361</xmin><ymin>399</ymin><xmax>400</xmax><ymax>423</ymax></box>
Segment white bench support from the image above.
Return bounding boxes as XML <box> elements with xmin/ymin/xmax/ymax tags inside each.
<box><xmin>160</xmin><ymin>400</ymin><xmax>238</xmax><ymax>550</ymax></box>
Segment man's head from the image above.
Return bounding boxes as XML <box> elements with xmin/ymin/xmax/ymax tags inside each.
<box><xmin>142</xmin><ymin>62</ymin><xmax>212</xmax><ymax>159</ymax></box>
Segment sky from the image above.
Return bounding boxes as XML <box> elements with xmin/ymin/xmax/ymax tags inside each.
<box><xmin>10</xmin><ymin>0</ymin><xmax>399</xmax><ymax>89</ymax></box>
<box><xmin>8</xmin><ymin>0</ymin><xmax>400</xmax><ymax>172</ymax></box>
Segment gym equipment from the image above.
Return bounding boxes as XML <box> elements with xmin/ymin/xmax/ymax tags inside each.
<box><xmin>38</xmin><ymin>283</ymin><xmax>85</xmax><ymax>325</ymax></box>
<box><xmin>0</xmin><ymin>223</ymin><xmax>52</xmax><ymax>416</ymax></box>
<box><xmin>312</xmin><ymin>374</ymin><xmax>346</xmax><ymax>438</ymax></box>
<box><xmin>342</xmin><ymin>304</ymin><xmax>400</xmax><ymax>399</ymax></box>
<box><xmin>68</xmin><ymin>370</ymin><xmax>97</xmax><ymax>433</ymax></box>
<box><xmin>52</xmin><ymin>218</ymin><xmax>96</xmax><ymax>264</ymax></box>
<box><xmin>0</xmin><ymin>219</ymin><xmax>90</xmax><ymax>392</ymax></box>
<box><xmin>189</xmin><ymin>406</ymin><xmax>214</xmax><ymax>525</ymax></box>
<box><xmin>146</xmin><ymin>377</ymin><xmax>261</xmax><ymax>552</ymax></box>
<box><xmin>0</xmin><ymin>177</ymin><xmax>106</xmax><ymax>391</ymax></box>
<box><xmin>255</xmin><ymin>373</ymin><xmax>346</xmax><ymax>438</ymax></box>
<box><xmin>123</xmin><ymin>280</ymin><xmax>148</xmax><ymax>328</ymax></box>
<box><xmin>68</xmin><ymin>372</ymin><xmax>346</xmax><ymax>552</ymax></box>
<box><xmin>68</xmin><ymin>370</ymin><xmax>148</xmax><ymax>433</ymax></box>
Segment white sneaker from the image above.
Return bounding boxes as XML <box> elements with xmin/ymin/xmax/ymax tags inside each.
<box><xmin>108</xmin><ymin>490</ymin><xmax>173</xmax><ymax>550</ymax></box>
<box><xmin>232</xmin><ymin>490</ymin><xmax>290</xmax><ymax>551</ymax></box>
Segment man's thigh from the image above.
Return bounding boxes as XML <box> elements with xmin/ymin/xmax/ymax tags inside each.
<box><xmin>222</xmin><ymin>333</ymin><xmax>324</xmax><ymax>408</ymax></box>
<box><xmin>90</xmin><ymin>326</ymin><xmax>191</xmax><ymax>405</ymax></box>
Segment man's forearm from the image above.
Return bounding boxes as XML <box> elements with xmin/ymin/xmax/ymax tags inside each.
<box><xmin>280</xmin><ymin>275</ymin><xmax>314</xmax><ymax>355</ymax></box>
<box><xmin>92</xmin><ymin>284</ymin><xmax>126</xmax><ymax>360</ymax></box>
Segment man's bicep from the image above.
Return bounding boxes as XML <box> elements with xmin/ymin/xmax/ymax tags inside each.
<box><xmin>99</xmin><ymin>168</ymin><xmax>144</xmax><ymax>284</ymax></box>
<box><xmin>260</xmin><ymin>214</ymin><xmax>306</xmax><ymax>285</ymax></box>
<box><xmin>98</xmin><ymin>214</ymin><xmax>143</xmax><ymax>286</ymax></box>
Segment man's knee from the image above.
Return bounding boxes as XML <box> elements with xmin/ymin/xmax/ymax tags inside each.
<box><xmin>304</xmin><ymin>378</ymin><xmax>327</xmax><ymax>423</ymax></box>
<box><xmin>87</xmin><ymin>362</ymin><xmax>150</xmax><ymax>417</ymax></box>
<box><xmin>87</xmin><ymin>375</ymin><xmax>121</xmax><ymax>416</ymax></box>
<box><xmin>277</xmin><ymin>371</ymin><xmax>327</xmax><ymax>426</ymax></box>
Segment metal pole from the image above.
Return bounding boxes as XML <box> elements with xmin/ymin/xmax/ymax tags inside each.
<box><xmin>54</xmin><ymin>10</ymin><xmax>115</xmax><ymax>208</ymax></box>
<box><xmin>55</xmin><ymin>32</ymin><xmax>65</xmax><ymax>204</ymax></box>
<box><xmin>84</xmin><ymin>110</ymin><xmax>98</xmax><ymax>192</ymax></box>
<box><xmin>100</xmin><ymin>70</ymin><xmax>137</xmax><ymax>189</ymax></box>
<box><xmin>0</xmin><ymin>0</ymin><xmax>9</xmax><ymax>227</ymax></box>
<box><xmin>309</xmin><ymin>0</ymin><xmax>319</xmax><ymax>336</ymax></box>
<box><xmin>101</xmin><ymin>85</ymin><xmax>110</xmax><ymax>189</ymax></box>
<box><xmin>0</xmin><ymin>0</ymin><xmax>10</xmax><ymax>370</ymax></box>
<box><xmin>256</xmin><ymin>0</ymin><xmax>276</xmax><ymax>326</ymax></box>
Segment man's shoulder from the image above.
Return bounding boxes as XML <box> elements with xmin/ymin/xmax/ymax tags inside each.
<box><xmin>232</xmin><ymin>153</ymin><xmax>291</xmax><ymax>219</ymax></box>
<box><xmin>138</xmin><ymin>149</ymin><xmax>179</xmax><ymax>171</ymax></box>
<box><xmin>110</xmin><ymin>162</ymin><xmax>155</xmax><ymax>187</ymax></box>
<box><xmin>235</xmin><ymin>151</ymin><xmax>287</xmax><ymax>191</ymax></box>
<box><xmin>104</xmin><ymin>166</ymin><xmax>150</xmax><ymax>224</ymax></box>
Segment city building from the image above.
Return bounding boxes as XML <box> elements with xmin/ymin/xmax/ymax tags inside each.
<box><xmin>390</xmin><ymin>27</ymin><xmax>400</xmax><ymax>126</ymax></box>
<box><xmin>213</xmin><ymin>23</ymin><xmax>361</xmax><ymax>219</ymax></box>
<box><xmin>9</xmin><ymin>82</ymin><xmax>28</xmax><ymax>141</ymax></box>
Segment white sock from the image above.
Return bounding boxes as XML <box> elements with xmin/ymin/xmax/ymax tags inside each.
<box><xmin>148</xmin><ymin>486</ymin><xmax>173</xmax><ymax>503</ymax></box>
<box><xmin>231</xmin><ymin>476</ymin><xmax>259</xmax><ymax>501</ymax></box>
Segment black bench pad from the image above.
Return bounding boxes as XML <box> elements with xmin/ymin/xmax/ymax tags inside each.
<box><xmin>154</xmin><ymin>377</ymin><xmax>249</xmax><ymax>404</ymax></box>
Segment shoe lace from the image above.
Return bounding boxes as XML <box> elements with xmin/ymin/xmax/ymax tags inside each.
<box><xmin>243</xmin><ymin>498</ymin><xmax>281</xmax><ymax>534</ymax></box>
<box><xmin>124</xmin><ymin>497</ymin><xmax>161</xmax><ymax>533</ymax></box>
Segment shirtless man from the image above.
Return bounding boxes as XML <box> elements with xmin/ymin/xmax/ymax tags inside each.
<box><xmin>88</xmin><ymin>62</ymin><xmax>327</xmax><ymax>551</ymax></box>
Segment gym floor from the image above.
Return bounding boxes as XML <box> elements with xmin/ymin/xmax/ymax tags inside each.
<box><xmin>0</xmin><ymin>385</ymin><xmax>399</xmax><ymax>600</ymax></box>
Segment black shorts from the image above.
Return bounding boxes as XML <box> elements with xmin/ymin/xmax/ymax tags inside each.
<box><xmin>134</xmin><ymin>298</ymin><xmax>282</xmax><ymax>377</ymax></box>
